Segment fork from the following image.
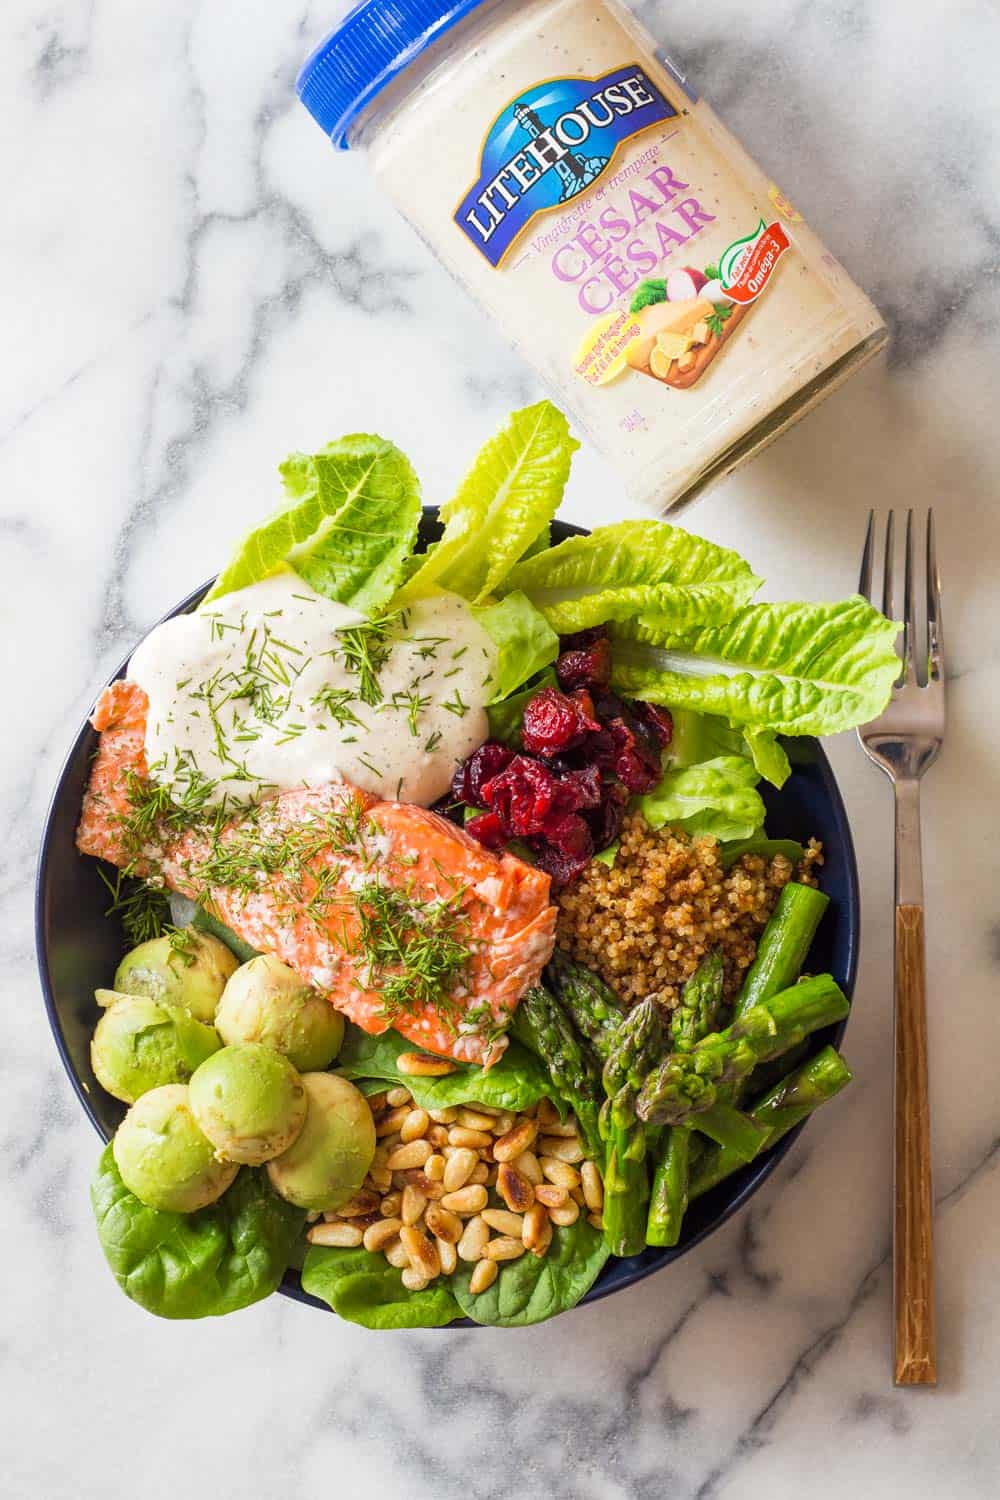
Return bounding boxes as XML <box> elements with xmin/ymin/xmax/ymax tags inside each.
<box><xmin>857</xmin><ymin>509</ymin><xmax>945</xmax><ymax>1387</ymax></box>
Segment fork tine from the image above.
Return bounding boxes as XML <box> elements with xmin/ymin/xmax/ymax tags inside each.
<box><xmin>858</xmin><ymin>509</ymin><xmax>875</xmax><ymax>602</ymax></box>
<box><xmin>926</xmin><ymin>508</ymin><xmax>944</xmax><ymax>683</ymax></box>
<box><xmin>882</xmin><ymin>509</ymin><xmax>897</xmax><ymax>621</ymax></box>
<box><xmin>903</xmin><ymin>509</ymin><xmax>919</xmax><ymax>683</ymax></box>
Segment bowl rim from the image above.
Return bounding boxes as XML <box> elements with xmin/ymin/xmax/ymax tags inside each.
<box><xmin>35</xmin><ymin>512</ymin><xmax>859</xmax><ymax>1322</ymax></box>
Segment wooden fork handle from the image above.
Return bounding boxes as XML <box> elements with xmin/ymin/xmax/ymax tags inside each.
<box><xmin>894</xmin><ymin>902</ymin><xmax>937</xmax><ymax>1385</ymax></box>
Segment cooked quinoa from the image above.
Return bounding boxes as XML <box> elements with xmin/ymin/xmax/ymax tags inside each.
<box><xmin>556</xmin><ymin>815</ymin><xmax>823</xmax><ymax>1009</ymax></box>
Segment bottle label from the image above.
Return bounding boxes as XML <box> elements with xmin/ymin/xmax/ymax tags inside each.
<box><xmin>454</xmin><ymin>64</ymin><xmax>678</xmax><ymax>267</ymax></box>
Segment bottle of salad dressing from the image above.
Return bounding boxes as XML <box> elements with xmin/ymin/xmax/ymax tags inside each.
<box><xmin>299</xmin><ymin>0</ymin><xmax>887</xmax><ymax>512</ymax></box>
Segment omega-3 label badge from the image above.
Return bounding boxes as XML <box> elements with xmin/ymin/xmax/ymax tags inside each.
<box><xmin>455</xmin><ymin>65</ymin><xmax>678</xmax><ymax>266</ymax></box>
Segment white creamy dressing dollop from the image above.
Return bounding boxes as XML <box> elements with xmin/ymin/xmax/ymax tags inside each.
<box><xmin>128</xmin><ymin>571</ymin><xmax>496</xmax><ymax>809</ymax></box>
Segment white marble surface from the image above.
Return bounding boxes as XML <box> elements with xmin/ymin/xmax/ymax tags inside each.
<box><xmin>3</xmin><ymin>0</ymin><xmax>999</xmax><ymax>1494</ymax></box>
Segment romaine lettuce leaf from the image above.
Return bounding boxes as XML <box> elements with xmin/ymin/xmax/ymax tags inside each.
<box><xmin>666</xmin><ymin>709</ymin><xmax>790</xmax><ymax>791</ymax></box>
<box><xmin>396</xmin><ymin>401</ymin><xmax>577</xmax><ymax>605</ymax></box>
<box><xmin>611</xmin><ymin>597</ymin><xmax>900</xmax><ymax>737</ymax></box>
<box><xmin>636</xmin><ymin>756</ymin><xmax>766</xmax><ymax>842</ymax></box>
<box><xmin>501</xmin><ymin>520</ymin><xmax>761</xmax><ymax>633</ymax></box>
<box><xmin>471</xmin><ymin>592</ymin><xmax>559</xmax><ymax>703</ymax></box>
<box><xmin>206</xmin><ymin>435</ymin><xmax>421</xmax><ymax>612</ymax></box>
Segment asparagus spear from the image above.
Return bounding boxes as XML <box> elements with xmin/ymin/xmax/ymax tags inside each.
<box><xmin>646</xmin><ymin>1126</ymin><xmax>691</xmax><ymax>1247</ymax></box>
<box><xmin>511</xmin><ymin>986</ymin><xmax>603</xmax><ymax>1157</ymax></box>
<box><xmin>689</xmin><ymin>1046</ymin><xmax>853</xmax><ymax>1199</ymax></box>
<box><xmin>671</xmin><ymin>949</ymin><xmax>728</xmax><ymax>1050</ymax></box>
<box><xmin>600</xmin><ymin>999</ymin><xmax>664</xmax><ymax>1257</ymax></box>
<box><xmin>635</xmin><ymin>973</ymin><xmax>849</xmax><ymax>1127</ymax></box>
<box><xmin>734</xmin><ymin>882</ymin><xmax>829</xmax><ymax>1021</ymax></box>
<box><xmin>546</xmin><ymin>952</ymin><xmax>627</xmax><ymax>1063</ymax></box>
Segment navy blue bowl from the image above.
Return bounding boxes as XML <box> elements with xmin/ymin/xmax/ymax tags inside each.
<box><xmin>35</xmin><ymin>512</ymin><xmax>858</xmax><ymax>1321</ymax></box>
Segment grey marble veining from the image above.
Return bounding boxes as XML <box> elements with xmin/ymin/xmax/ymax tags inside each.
<box><xmin>3</xmin><ymin>1</ymin><xmax>999</xmax><ymax>1496</ymax></box>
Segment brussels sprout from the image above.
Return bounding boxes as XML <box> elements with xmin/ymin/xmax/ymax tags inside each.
<box><xmin>112</xmin><ymin>1084</ymin><xmax>238</xmax><ymax>1213</ymax></box>
<box><xmin>266</xmin><ymin>1073</ymin><xmax>376</xmax><ymax>1212</ymax></box>
<box><xmin>215</xmin><ymin>956</ymin><xmax>344</xmax><ymax>1071</ymax></box>
<box><xmin>188</xmin><ymin>1044</ymin><xmax>307</xmax><ymax>1165</ymax></box>
<box><xmin>91</xmin><ymin>995</ymin><xmax>221</xmax><ymax>1104</ymax></box>
<box><xmin>114</xmin><ymin>929</ymin><xmax>239</xmax><ymax>1023</ymax></box>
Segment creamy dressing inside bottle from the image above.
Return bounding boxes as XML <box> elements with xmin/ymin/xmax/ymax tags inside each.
<box><xmin>299</xmin><ymin>0</ymin><xmax>887</xmax><ymax>511</ymax></box>
<box><xmin>128</xmin><ymin>572</ymin><xmax>496</xmax><ymax>809</ymax></box>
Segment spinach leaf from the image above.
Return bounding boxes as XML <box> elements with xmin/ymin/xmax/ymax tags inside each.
<box><xmin>336</xmin><ymin>1025</ymin><xmax>556</xmax><ymax>1114</ymax></box>
<box><xmin>451</xmin><ymin>1219</ymin><xmax>609</xmax><ymax>1326</ymax></box>
<box><xmin>302</xmin><ymin>1246</ymin><xmax>462</xmax><ymax>1329</ymax></box>
<box><xmin>191</xmin><ymin>905</ymin><xmax>260</xmax><ymax>964</ymax></box>
<box><xmin>720</xmin><ymin>837</ymin><xmax>807</xmax><ymax>870</ymax></box>
<box><xmin>91</xmin><ymin>1145</ymin><xmax>305</xmax><ymax>1319</ymax></box>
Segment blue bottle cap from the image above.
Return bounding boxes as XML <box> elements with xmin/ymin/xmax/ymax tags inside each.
<box><xmin>297</xmin><ymin>0</ymin><xmax>489</xmax><ymax>150</ymax></box>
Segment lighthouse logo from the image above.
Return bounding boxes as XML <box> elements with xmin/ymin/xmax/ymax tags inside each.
<box><xmin>455</xmin><ymin>65</ymin><xmax>678</xmax><ymax>267</ymax></box>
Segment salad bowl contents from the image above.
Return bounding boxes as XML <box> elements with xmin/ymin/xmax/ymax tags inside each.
<box><xmin>39</xmin><ymin>400</ymin><xmax>898</xmax><ymax>1325</ymax></box>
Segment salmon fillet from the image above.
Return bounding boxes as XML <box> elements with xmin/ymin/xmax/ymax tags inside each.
<box><xmin>77</xmin><ymin>682</ymin><xmax>556</xmax><ymax>1067</ymax></box>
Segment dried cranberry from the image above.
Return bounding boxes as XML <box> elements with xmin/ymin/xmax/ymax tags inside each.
<box><xmin>559</xmin><ymin>763</ymin><xmax>603</xmax><ymax>811</ymax></box>
<box><xmin>531</xmin><ymin>812</ymin><xmax>595</xmax><ymax>887</ymax></box>
<box><xmin>521</xmin><ymin>688</ymin><xmax>600</xmax><ymax>758</ymax></box>
<box><xmin>452</xmin><ymin>741</ymin><xmax>515</xmax><ymax>806</ymax></box>
<box><xmin>586</xmin><ymin>782</ymin><xmax>629</xmax><ymax>849</ymax></box>
<box><xmin>604</xmin><ymin>717</ymin><xmax>662</xmax><ymax>793</ymax></box>
<box><xmin>630</xmin><ymin>700</ymin><xmax>674</xmax><ymax>749</ymax></box>
<box><xmin>464</xmin><ymin>811</ymin><xmax>505</xmax><ymax>850</ymax></box>
<box><xmin>560</xmin><ymin>626</ymin><xmax>609</xmax><ymax>651</ymax></box>
<box><xmin>482</xmin><ymin>756</ymin><xmax>563</xmax><ymax>837</ymax></box>
<box><xmin>556</xmin><ymin>636</ymin><xmax>612</xmax><ymax>693</ymax></box>
<box><xmin>592</xmin><ymin>688</ymin><xmax>626</xmax><ymax>723</ymax></box>
<box><xmin>569</xmin><ymin>687</ymin><xmax>597</xmax><ymax>721</ymax></box>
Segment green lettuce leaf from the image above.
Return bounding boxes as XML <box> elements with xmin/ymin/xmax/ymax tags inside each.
<box><xmin>501</xmin><ymin>520</ymin><xmax>761</xmax><ymax>634</ymax></box>
<box><xmin>611</xmin><ymin>596</ymin><xmax>901</xmax><ymax>737</ymax></box>
<box><xmin>336</xmin><ymin>1025</ymin><xmax>556</xmax><ymax>1114</ymax></box>
<box><xmin>91</xmin><ymin>1148</ymin><xmax>304</xmax><ymax>1320</ymax></box>
<box><xmin>451</xmin><ymin>1218</ymin><xmax>609</xmax><ymax>1326</ymax></box>
<box><xmin>206</xmin><ymin>435</ymin><xmax>421</xmax><ymax>612</ymax></box>
<box><xmin>666</xmin><ymin>709</ymin><xmax>790</xmax><ymax>791</ymax></box>
<box><xmin>396</xmin><ymin>401</ymin><xmax>577</xmax><ymax>605</ymax></box>
<box><xmin>302</xmin><ymin>1246</ymin><xmax>461</xmax><ymax>1329</ymax></box>
<box><xmin>471</xmin><ymin>592</ymin><xmax>559</xmax><ymax>703</ymax></box>
<box><xmin>636</xmin><ymin>756</ymin><xmax>766</xmax><ymax>841</ymax></box>
<box><xmin>742</xmin><ymin>727</ymin><xmax>791</xmax><ymax>788</ymax></box>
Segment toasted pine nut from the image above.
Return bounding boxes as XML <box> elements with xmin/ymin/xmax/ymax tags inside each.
<box><xmin>380</xmin><ymin>1133</ymin><xmax>402</xmax><ymax>1152</ymax></box>
<box><xmin>427</xmin><ymin>1124</ymin><xmax>449</xmax><ymax>1148</ymax></box>
<box><xmin>397</xmin><ymin>1052</ymin><xmax>455</xmax><ymax>1077</ymax></box>
<box><xmin>436</xmin><ymin>1237</ymin><xmax>458</xmax><ymax>1276</ymax></box>
<box><xmin>366</xmin><ymin>1091</ymin><xmax>389</xmax><ymax>1113</ymax></box>
<box><xmin>539</xmin><ymin>1118</ymin><xmax>580</xmax><ymax>1138</ymax></box>
<box><xmin>428</xmin><ymin>1107</ymin><xmax>459</xmax><ymax>1124</ymax></box>
<box><xmin>468</xmin><ymin>1102</ymin><xmax>501</xmax><ymax>1116</ymax></box>
<box><xmin>534</xmin><ymin>1183</ymin><xmax>568</xmax><ymax>1209</ymax></box>
<box><xmin>457</xmin><ymin>1214</ymin><xmax>490</xmax><ymax>1262</ymax></box>
<box><xmin>514</xmin><ymin>1150</ymin><xmax>543</xmax><ymax>1185</ymax></box>
<box><xmin>400</xmin><ymin>1225</ymin><xmax>440</xmax><ymax>1280</ymax></box>
<box><xmin>581</xmin><ymin>1160</ymin><xmax>604</xmax><ymax>1213</ymax></box>
<box><xmin>541</xmin><ymin>1158</ymin><xmax>581</xmax><ymax>1189</ymax></box>
<box><xmin>307</xmin><ymin>1221</ymin><xmax>363</xmax><ymax>1247</ymax></box>
<box><xmin>363</xmin><ymin>1217</ymin><xmax>403</xmax><ymax>1252</ymax></box>
<box><xmin>441</xmin><ymin>1184</ymin><xmax>488</xmax><ymax>1215</ymax></box>
<box><xmin>468</xmin><ymin>1162</ymin><xmax>489</xmax><ymax>1185</ymax></box>
<box><xmin>491</xmin><ymin>1112</ymin><xmax>516</xmax><ymax>1136</ymax></box>
<box><xmin>424</xmin><ymin>1152</ymin><xmax>446</xmax><ymax>1182</ymax></box>
<box><xmin>379</xmin><ymin>1190</ymin><xmax>402</xmax><ymax>1218</ymax></box>
<box><xmin>400</xmin><ymin>1108</ymin><xmax>430</xmax><ymax>1144</ymax></box>
<box><xmin>336</xmin><ymin>1189</ymin><xmax>380</xmax><ymax>1218</ymax></box>
<box><xmin>401</xmin><ymin>1268</ymin><xmax>430</xmax><ymax>1292</ymax></box>
<box><xmin>529</xmin><ymin>1213</ymin><xmax>553</xmax><ymax>1258</ymax></box>
<box><xmin>386</xmin><ymin>1086</ymin><xmax>412</xmax><ymax>1108</ymax></box>
<box><xmin>401</xmin><ymin>1183</ymin><xmax>427</xmax><ymax>1226</ymax></box>
<box><xmin>386</xmin><ymin>1139</ymin><xmax>432</xmax><ymax>1171</ymax></box>
<box><xmin>521</xmin><ymin>1202</ymin><xmax>550</xmax><ymax>1252</ymax></box>
<box><xmin>539</xmin><ymin>1135</ymin><xmax>584</xmax><ymax>1163</ymax></box>
<box><xmin>549</xmin><ymin>1199</ymin><xmax>580</xmax><ymax>1227</ymax></box>
<box><xmin>443</xmin><ymin>1147</ymin><xmax>478</xmax><ymax>1193</ymax></box>
<box><xmin>484</xmin><ymin>1235</ymin><xmax>525</xmax><ymax>1262</ymax></box>
<box><xmin>469</xmin><ymin>1258</ymin><xmax>498</xmax><ymax>1294</ymax></box>
<box><xmin>485</xmin><ymin>1166</ymin><xmax>498</xmax><ymax>1187</ymax></box>
<box><xmin>482</xmin><ymin>1208</ymin><xmax>524</xmax><ymax>1236</ymax></box>
<box><xmin>401</xmin><ymin>1168</ymin><xmax>444</xmax><ymax>1201</ymax></box>
<box><xmin>448</xmin><ymin>1126</ymin><xmax>493</xmax><ymax>1150</ymax></box>
<box><xmin>457</xmin><ymin>1107</ymin><xmax>496</xmax><ymax>1132</ymax></box>
<box><xmin>497</xmin><ymin>1162</ymin><xmax>534</xmax><ymax>1213</ymax></box>
<box><xmin>384</xmin><ymin>1237</ymin><xmax>409</xmax><ymax>1268</ymax></box>
<box><xmin>587</xmin><ymin>1212</ymin><xmax>604</xmax><ymax>1231</ymax></box>
<box><xmin>536</xmin><ymin>1097</ymin><xmax>561</xmax><ymax>1129</ymax></box>
<box><xmin>493</xmin><ymin>1118</ymin><xmax>538</xmax><ymax>1162</ymax></box>
<box><xmin>425</xmin><ymin>1203</ymin><xmax>463</xmax><ymax>1243</ymax></box>
<box><xmin>376</xmin><ymin>1106</ymin><xmax>411</xmax><ymax>1137</ymax></box>
<box><xmin>368</xmin><ymin>1166</ymin><xmax>392</xmax><ymax>1193</ymax></box>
